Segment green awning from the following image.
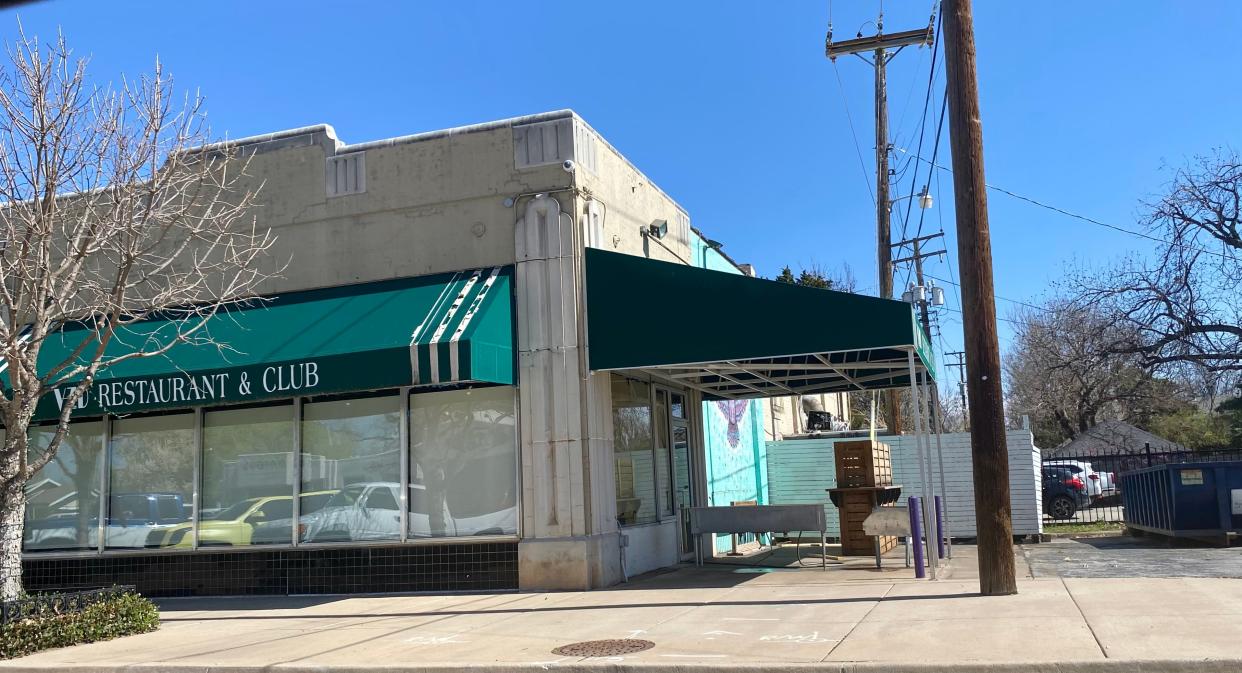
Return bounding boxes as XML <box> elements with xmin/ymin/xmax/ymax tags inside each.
<box><xmin>30</xmin><ymin>266</ymin><xmax>513</xmax><ymax>420</ymax></box>
<box><xmin>585</xmin><ymin>248</ymin><xmax>933</xmax><ymax>399</ymax></box>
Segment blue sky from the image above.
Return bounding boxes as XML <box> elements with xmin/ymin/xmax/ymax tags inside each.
<box><xmin>8</xmin><ymin>1</ymin><xmax>1242</xmax><ymax>392</ymax></box>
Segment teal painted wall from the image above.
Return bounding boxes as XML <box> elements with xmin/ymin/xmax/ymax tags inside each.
<box><xmin>691</xmin><ymin>234</ymin><xmax>769</xmax><ymax>552</ymax></box>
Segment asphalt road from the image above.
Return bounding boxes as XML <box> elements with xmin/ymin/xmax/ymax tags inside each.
<box><xmin>1023</xmin><ymin>535</ymin><xmax>1242</xmax><ymax>579</ymax></box>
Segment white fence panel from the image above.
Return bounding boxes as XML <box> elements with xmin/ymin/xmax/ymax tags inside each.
<box><xmin>765</xmin><ymin>431</ymin><xmax>1042</xmax><ymax>538</ymax></box>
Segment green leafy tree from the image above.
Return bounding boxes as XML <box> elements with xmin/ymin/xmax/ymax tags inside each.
<box><xmin>1217</xmin><ymin>396</ymin><xmax>1242</xmax><ymax>446</ymax></box>
<box><xmin>773</xmin><ymin>263</ymin><xmax>854</xmax><ymax>292</ymax></box>
<box><xmin>1147</xmin><ymin>410</ymin><xmax>1232</xmax><ymax>450</ymax></box>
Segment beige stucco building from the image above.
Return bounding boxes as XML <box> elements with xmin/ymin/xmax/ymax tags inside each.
<box><xmin>23</xmin><ymin>110</ymin><xmax>911</xmax><ymax>597</ymax></box>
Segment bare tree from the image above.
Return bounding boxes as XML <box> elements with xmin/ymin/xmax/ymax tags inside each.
<box><xmin>1071</xmin><ymin>151</ymin><xmax>1241</xmax><ymax>380</ymax></box>
<box><xmin>0</xmin><ymin>30</ymin><xmax>273</xmax><ymax>599</ymax></box>
<box><xmin>1004</xmin><ymin>300</ymin><xmax>1188</xmax><ymax>448</ymax></box>
<box><xmin>934</xmin><ymin>387</ymin><xmax>967</xmax><ymax>433</ymax></box>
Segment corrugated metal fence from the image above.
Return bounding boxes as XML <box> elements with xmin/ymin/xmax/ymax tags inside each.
<box><xmin>766</xmin><ymin>431</ymin><xmax>1042</xmax><ymax>538</ymax></box>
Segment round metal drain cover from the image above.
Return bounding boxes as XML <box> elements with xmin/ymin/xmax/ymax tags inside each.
<box><xmin>552</xmin><ymin>639</ymin><xmax>655</xmax><ymax>657</ymax></box>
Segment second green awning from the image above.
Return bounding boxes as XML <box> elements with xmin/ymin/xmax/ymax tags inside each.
<box><xmin>585</xmin><ymin>248</ymin><xmax>933</xmax><ymax>399</ymax></box>
<box><xmin>32</xmin><ymin>267</ymin><xmax>513</xmax><ymax>420</ymax></box>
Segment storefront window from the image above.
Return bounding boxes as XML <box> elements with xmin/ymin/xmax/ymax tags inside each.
<box><xmin>409</xmin><ymin>386</ymin><xmax>518</xmax><ymax>538</ymax></box>
<box><xmin>24</xmin><ymin>422</ymin><xmax>104</xmax><ymax>552</ymax></box>
<box><xmin>654</xmin><ymin>390</ymin><xmax>674</xmax><ymax>517</ymax></box>
<box><xmin>22</xmin><ymin>383</ymin><xmax>522</xmax><ymax>555</ymax></box>
<box><xmin>107</xmin><ymin>413</ymin><xmax>195</xmax><ymax>549</ymax></box>
<box><xmin>300</xmin><ymin>395</ymin><xmax>401</xmax><ymax>543</ymax></box>
<box><xmin>611</xmin><ymin>375</ymin><xmax>656</xmax><ymax>526</ymax></box>
<box><xmin>201</xmin><ymin>404</ymin><xmax>294</xmax><ymax>546</ymax></box>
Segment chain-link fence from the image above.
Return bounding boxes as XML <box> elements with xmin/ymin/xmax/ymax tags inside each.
<box><xmin>1042</xmin><ymin>444</ymin><xmax>1242</xmax><ymax>525</ymax></box>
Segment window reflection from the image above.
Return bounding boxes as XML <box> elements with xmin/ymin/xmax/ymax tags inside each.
<box><xmin>612</xmin><ymin>376</ymin><xmax>656</xmax><ymax>526</ymax></box>
<box><xmin>22</xmin><ymin>385</ymin><xmax>524</xmax><ymax>555</ymax></box>
<box><xmin>200</xmin><ymin>404</ymin><xmax>294</xmax><ymax>547</ymax></box>
<box><xmin>409</xmin><ymin>386</ymin><xmax>518</xmax><ymax>537</ymax></box>
<box><xmin>298</xmin><ymin>395</ymin><xmax>401</xmax><ymax>543</ymax></box>
<box><xmin>23</xmin><ymin>422</ymin><xmax>104</xmax><ymax>552</ymax></box>
<box><xmin>107</xmin><ymin>413</ymin><xmax>194</xmax><ymax>549</ymax></box>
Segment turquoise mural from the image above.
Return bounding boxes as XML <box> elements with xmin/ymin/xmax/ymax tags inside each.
<box><xmin>691</xmin><ymin>232</ymin><xmax>770</xmax><ymax>552</ymax></box>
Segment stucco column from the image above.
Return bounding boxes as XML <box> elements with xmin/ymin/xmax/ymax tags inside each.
<box><xmin>514</xmin><ymin>195</ymin><xmax>621</xmax><ymax>590</ymax></box>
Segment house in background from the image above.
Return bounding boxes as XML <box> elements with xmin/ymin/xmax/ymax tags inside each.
<box><xmin>1043</xmin><ymin>420</ymin><xmax>1187</xmax><ymax>459</ymax></box>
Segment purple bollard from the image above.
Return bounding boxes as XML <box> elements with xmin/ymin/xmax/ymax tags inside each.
<box><xmin>908</xmin><ymin>496</ymin><xmax>925</xmax><ymax>578</ymax></box>
<box><xmin>934</xmin><ymin>496</ymin><xmax>947</xmax><ymax>559</ymax></box>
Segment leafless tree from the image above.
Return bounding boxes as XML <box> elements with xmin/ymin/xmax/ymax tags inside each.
<box><xmin>0</xmin><ymin>30</ymin><xmax>274</xmax><ymax>599</ymax></box>
<box><xmin>1004</xmin><ymin>300</ymin><xmax>1189</xmax><ymax>448</ymax></box>
<box><xmin>1070</xmin><ymin>151</ymin><xmax>1241</xmax><ymax>382</ymax></box>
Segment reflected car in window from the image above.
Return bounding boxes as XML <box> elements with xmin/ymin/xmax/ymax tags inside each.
<box><xmin>300</xmin><ymin>482</ymin><xmax>402</xmax><ymax>542</ymax></box>
<box><xmin>300</xmin><ymin>481</ymin><xmax>517</xmax><ymax>542</ymax></box>
<box><xmin>24</xmin><ymin>492</ymin><xmax>189</xmax><ymax>551</ymax></box>
<box><xmin>251</xmin><ymin>490</ymin><xmax>337</xmax><ymax>544</ymax></box>
<box><xmin>108</xmin><ymin>492</ymin><xmax>190</xmax><ymax>549</ymax></box>
<box><xmin>147</xmin><ymin>491</ymin><xmax>334</xmax><ymax>548</ymax></box>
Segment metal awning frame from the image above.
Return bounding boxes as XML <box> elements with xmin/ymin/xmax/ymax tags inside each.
<box><xmin>601</xmin><ymin>343</ymin><xmax>949</xmax><ymax>581</ymax></box>
<box><xmin>595</xmin><ymin>346</ymin><xmax>933</xmax><ymax>401</ymax></box>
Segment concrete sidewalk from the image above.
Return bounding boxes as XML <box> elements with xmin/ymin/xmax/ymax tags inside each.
<box><xmin>3</xmin><ymin>546</ymin><xmax>1241</xmax><ymax>672</ymax></box>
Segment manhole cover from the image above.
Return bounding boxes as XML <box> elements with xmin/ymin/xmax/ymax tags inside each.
<box><xmin>551</xmin><ymin>639</ymin><xmax>655</xmax><ymax>657</ymax></box>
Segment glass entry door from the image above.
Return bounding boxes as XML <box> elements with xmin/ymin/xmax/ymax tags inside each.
<box><xmin>669</xmin><ymin>392</ymin><xmax>695</xmax><ymax>558</ymax></box>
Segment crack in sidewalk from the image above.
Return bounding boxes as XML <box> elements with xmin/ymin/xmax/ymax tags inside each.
<box><xmin>1061</xmin><ymin>576</ymin><xmax>1109</xmax><ymax>659</ymax></box>
<box><xmin>820</xmin><ymin>582</ymin><xmax>895</xmax><ymax>661</ymax></box>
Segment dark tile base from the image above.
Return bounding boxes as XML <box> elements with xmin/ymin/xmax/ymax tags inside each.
<box><xmin>22</xmin><ymin>542</ymin><xmax>518</xmax><ymax>597</ymax></box>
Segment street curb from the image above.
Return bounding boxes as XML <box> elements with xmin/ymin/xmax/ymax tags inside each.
<box><xmin>3</xmin><ymin>661</ymin><xmax>1241</xmax><ymax>673</ymax></box>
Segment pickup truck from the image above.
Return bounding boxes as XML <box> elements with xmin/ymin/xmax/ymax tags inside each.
<box><xmin>301</xmin><ymin>481</ymin><xmax>517</xmax><ymax>542</ymax></box>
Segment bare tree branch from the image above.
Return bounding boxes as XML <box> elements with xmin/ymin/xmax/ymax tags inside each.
<box><xmin>1065</xmin><ymin>150</ymin><xmax>1242</xmax><ymax>381</ymax></box>
<box><xmin>0</xmin><ymin>28</ymin><xmax>275</xmax><ymax>600</ymax></box>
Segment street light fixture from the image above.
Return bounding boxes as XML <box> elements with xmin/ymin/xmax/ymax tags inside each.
<box><xmin>890</xmin><ymin>186</ymin><xmax>934</xmax><ymax>211</ymax></box>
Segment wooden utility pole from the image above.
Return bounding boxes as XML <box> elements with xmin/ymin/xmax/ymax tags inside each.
<box><xmin>945</xmin><ymin>351</ymin><xmax>969</xmax><ymax>430</ymax></box>
<box><xmin>827</xmin><ymin>17</ymin><xmax>933</xmax><ymax>435</ymax></box>
<box><xmin>941</xmin><ymin>0</ymin><xmax>1017</xmax><ymax>595</ymax></box>
<box><xmin>873</xmin><ymin>29</ymin><xmax>892</xmax><ymax>305</ymax></box>
<box><xmin>906</xmin><ymin>235</ymin><xmax>945</xmax><ymax>430</ymax></box>
<box><xmin>891</xmin><ymin>232</ymin><xmax>945</xmax><ymax>344</ymax></box>
<box><xmin>873</xmin><ymin>36</ymin><xmax>901</xmax><ymax>436</ymax></box>
<box><xmin>891</xmin><ymin>232</ymin><xmax>945</xmax><ymax>425</ymax></box>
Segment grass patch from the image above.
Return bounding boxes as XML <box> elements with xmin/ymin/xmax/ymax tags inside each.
<box><xmin>1</xmin><ymin>591</ymin><xmax>159</xmax><ymax>659</ymax></box>
<box><xmin>1044</xmin><ymin>520</ymin><xmax>1126</xmax><ymax>535</ymax></box>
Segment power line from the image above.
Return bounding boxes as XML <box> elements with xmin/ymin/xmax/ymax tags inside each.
<box><xmin>923</xmin><ymin>272</ymin><xmax>1048</xmax><ymax>312</ymax></box>
<box><xmin>938</xmin><ymin>304</ymin><xmax>1025</xmax><ymax>328</ymax></box>
<box><xmin>892</xmin><ymin>4</ymin><xmax>942</xmax><ymax>296</ymax></box>
<box><xmin>893</xmin><ymin>149</ymin><xmax>1235</xmax><ymax>261</ymax></box>
<box><xmin>912</xmin><ymin>88</ymin><xmax>947</xmax><ymax>242</ymax></box>
<box><xmin>933</xmin><ymin>163</ymin><xmax>960</xmax><ymax>309</ymax></box>
<box><xmin>889</xmin><ymin>46</ymin><xmax>928</xmax><ymax>153</ymax></box>
<box><xmin>831</xmin><ymin>61</ymin><xmax>876</xmax><ymax>206</ymax></box>
<box><xmin>896</xmin><ymin>5</ymin><xmax>942</xmax><ymax>246</ymax></box>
